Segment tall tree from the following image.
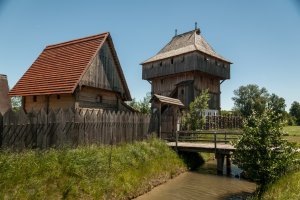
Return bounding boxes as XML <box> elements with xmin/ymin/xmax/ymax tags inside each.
<box><xmin>290</xmin><ymin>101</ymin><xmax>300</xmax><ymax>125</ymax></box>
<box><xmin>232</xmin><ymin>84</ymin><xmax>286</xmax><ymax>122</ymax></box>
<box><xmin>232</xmin><ymin>84</ymin><xmax>269</xmax><ymax>117</ymax></box>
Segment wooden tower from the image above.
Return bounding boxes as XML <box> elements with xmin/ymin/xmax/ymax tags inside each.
<box><xmin>141</xmin><ymin>28</ymin><xmax>232</xmax><ymax>114</ymax></box>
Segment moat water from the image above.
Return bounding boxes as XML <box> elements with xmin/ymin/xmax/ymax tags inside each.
<box><xmin>135</xmin><ymin>160</ymin><xmax>256</xmax><ymax>200</ymax></box>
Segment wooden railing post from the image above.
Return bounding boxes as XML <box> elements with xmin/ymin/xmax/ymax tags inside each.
<box><xmin>214</xmin><ymin>131</ymin><xmax>217</xmax><ymax>150</ymax></box>
<box><xmin>175</xmin><ymin>131</ymin><xmax>178</xmax><ymax>150</ymax></box>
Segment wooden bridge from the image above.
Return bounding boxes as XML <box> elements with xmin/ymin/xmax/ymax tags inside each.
<box><xmin>165</xmin><ymin>130</ymin><xmax>242</xmax><ymax>175</ymax></box>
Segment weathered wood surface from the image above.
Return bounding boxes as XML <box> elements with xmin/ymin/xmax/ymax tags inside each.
<box><xmin>167</xmin><ymin>142</ymin><xmax>235</xmax><ymax>154</ymax></box>
<box><xmin>167</xmin><ymin>130</ymin><xmax>242</xmax><ymax>154</ymax></box>
<box><xmin>0</xmin><ymin>108</ymin><xmax>150</xmax><ymax>150</ymax></box>
<box><xmin>142</xmin><ymin>52</ymin><xmax>230</xmax><ymax>80</ymax></box>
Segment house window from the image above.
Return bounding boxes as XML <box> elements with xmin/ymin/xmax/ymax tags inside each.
<box><xmin>161</xmin><ymin>79</ymin><xmax>164</xmax><ymax>84</ymax></box>
<box><xmin>160</xmin><ymin>61</ymin><xmax>162</xmax><ymax>66</ymax></box>
<box><xmin>33</xmin><ymin>95</ymin><xmax>37</xmax><ymax>102</ymax></box>
<box><xmin>181</xmin><ymin>56</ymin><xmax>185</xmax><ymax>62</ymax></box>
<box><xmin>171</xmin><ymin>58</ymin><xmax>174</xmax><ymax>64</ymax></box>
<box><xmin>181</xmin><ymin>89</ymin><xmax>184</xmax><ymax>95</ymax></box>
<box><xmin>96</xmin><ymin>95</ymin><xmax>103</xmax><ymax>103</ymax></box>
<box><xmin>57</xmin><ymin>95</ymin><xmax>61</xmax><ymax>100</ymax></box>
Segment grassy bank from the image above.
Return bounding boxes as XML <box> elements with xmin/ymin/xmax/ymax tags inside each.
<box><xmin>0</xmin><ymin>138</ymin><xmax>186</xmax><ymax>199</ymax></box>
<box><xmin>261</xmin><ymin>169</ymin><xmax>300</xmax><ymax>200</ymax></box>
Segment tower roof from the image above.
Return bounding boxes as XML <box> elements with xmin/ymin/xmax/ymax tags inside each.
<box><xmin>141</xmin><ymin>28</ymin><xmax>231</xmax><ymax>64</ymax></box>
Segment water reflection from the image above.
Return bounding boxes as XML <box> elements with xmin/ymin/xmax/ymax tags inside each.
<box><xmin>135</xmin><ymin>159</ymin><xmax>256</xmax><ymax>200</ymax></box>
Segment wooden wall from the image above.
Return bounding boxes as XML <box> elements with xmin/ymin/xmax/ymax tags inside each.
<box><xmin>151</xmin><ymin>72</ymin><xmax>194</xmax><ymax>97</ymax></box>
<box><xmin>77</xmin><ymin>86</ymin><xmax>118</xmax><ymax>110</ymax></box>
<box><xmin>142</xmin><ymin>51</ymin><xmax>230</xmax><ymax>80</ymax></box>
<box><xmin>80</xmin><ymin>41</ymin><xmax>125</xmax><ymax>97</ymax></box>
<box><xmin>24</xmin><ymin>94</ymin><xmax>75</xmax><ymax>112</ymax></box>
<box><xmin>151</xmin><ymin>71</ymin><xmax>220</xmax><ymax>110</ymax></box>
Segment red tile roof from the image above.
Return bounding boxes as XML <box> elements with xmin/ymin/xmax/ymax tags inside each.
<box><xmin>9</xmin><ymin>32</ymin><xmax>131</xmax><ymax>100</ymax></box>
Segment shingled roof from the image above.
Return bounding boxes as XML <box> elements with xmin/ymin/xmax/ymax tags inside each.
<box><xmin>9</xmin><ymin>32</ymin><xmax>131</xmax><ymax>100</ymax></box>
<box><xmin>151</xmin><ymin>94</ymin><xmax>184</xmax><ymax>107</ymax></box>
<box><xmin>141</xmin><ymin>28</ymin><xmax>231</xmax><ymax>64</ymax></box>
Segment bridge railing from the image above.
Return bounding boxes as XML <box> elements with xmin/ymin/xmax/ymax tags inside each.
<box><xmin>165</xmin><ymin>130</ymin><xmax>243</xmax><ymax>150</ymax></box>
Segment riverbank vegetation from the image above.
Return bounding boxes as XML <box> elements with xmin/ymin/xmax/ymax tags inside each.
<box><xmin>232</xmin><ymin>84</ymin><xmax>296</xmax><ymax>197</ymax></box>
<box><xmin>0</xmin><ymin>138</ymin><xmax>186</xmax><ymax>199</ymax></box>
<box><xmin>260</xmin><ymin>163</ymin><xmax>300</xmax><ymax>200</ymax></box>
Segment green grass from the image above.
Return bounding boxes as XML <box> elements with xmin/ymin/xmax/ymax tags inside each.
<box><xmin>0</xmin><ymin>138</ymin><xmax>186</xmax><ymax>200</ymax></box>
<box><xmin>283</xmin><ymin>126</ymin><xmax>300</xmax><ymax>136</ymax></box>
<box><xmin>261</xmin><ymin>169</ymin><xmax>300</xmax><ymax>200</ymax></box>
<box><xmin>283</xmin><ymin>126</ymin><xmax>300</xmax><ymax>144</ymax></box>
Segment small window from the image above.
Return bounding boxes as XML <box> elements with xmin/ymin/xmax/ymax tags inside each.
<box><xmin>33</xmin><ymin>95</ymin><xmax>37</xmax><ymax>102</ymax></box>
<box><xmin>171</xmin><ymin>58</ymin><xmax>174</xmax><ymax>64</ymax></box>
<box><xmin>57</xmin><ymin>95</ymin><xmax>61</xmax><ymax>100</ymax></box>
<box><xmin>181</xmin><ymin>89</ymin><xmax>184</xmax><ymax>95</ymax></box>
<box><xmin>96</xmin><ymin>95</ymin><xmax>103</xmax><ymax>103</ymax></box>
<box><xmin>181</xmin><ymin>56</ymin><xmax>185</xmax><ymax>63</ymax></box>
<box><xmin>161</xmin><ymin>79</ymin><xmax>164</xmax><ymax>84</ymax></box>
<box><xmin>159</xmin><ymin>61</ymin><xmax>162</xmax><ymax>66</ymax></box>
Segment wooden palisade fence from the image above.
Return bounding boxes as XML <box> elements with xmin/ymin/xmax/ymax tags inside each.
<box><xmin>0</xmin><ymin>108</ymin><xmax>242</xmax><ymax>150</ymax></box>
<box><xmin>0</xmin><ymin>108</ymin><xmax>151</xmax><ymax>150</ymax></box>
<box><xmin>204</xmin><ymin>115</ymin><xmax>243</xmax><ymax>130</ymax></box>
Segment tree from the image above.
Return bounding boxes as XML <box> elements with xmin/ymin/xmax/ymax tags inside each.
<box><xmin>11</xmin><ymin>96</ymin><xmax>22</xmax><ymax>111</ymax></box>
<box><xmin>232</xmin><ymin>85</ymin><xmax>286</xmax><ymax>122</ymax></box>
<box><xmin>290</xmin><ymin>101</ymin><xmax>300</xmax><ymax>125</ymax></box>
<box><xmin>182</xmin><ymin>90</ymin><xmax>210</xmax><ymax>130</ymax></box>
<box><xmin>232</xmin><ymin>84</ymin><xmax>269</xmax><ymax>117</ymax></box>
<box><xmin>127</xmin><ymin>93</ymin><xmax>151</xmax><ymax>114</ymax></box>
<box><xmin>233</xmin><ymin>109</ymin><xmax>295</xmax><ymax>196</ymax></box>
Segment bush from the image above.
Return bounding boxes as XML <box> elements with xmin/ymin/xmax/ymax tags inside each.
<box><xmin>233</xmin><ymin>110</ymin><xmax>296</xmax><ymax>196</ymax></box>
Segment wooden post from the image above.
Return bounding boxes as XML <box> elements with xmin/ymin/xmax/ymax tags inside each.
<box><xmin>157</xmin><ymin>103</ymin><xmax>161</xmax><ymax>139</ymax></box>
<box><xmin>0</xmin><ymin>112</ymin><xmax>3</xmax><ymax>148</ymax></box>
<box><xmin>175</xmin><ymin>130</ymin><xmax>178</xmax><ymax>150</ymax></box>
<box><xmin>226</xmin><ymin>154</ymin><xmax>231</xmax><ymax>176</ymax></box>
<box><xmin>216</xmin><ymin>153</ymin><xmax>225</xmax><ymax>175</ymax></box>
<box><xmin>214</xmin><ymin>131</ymin><xmax>217</xmax><ymax>150</ymax></box>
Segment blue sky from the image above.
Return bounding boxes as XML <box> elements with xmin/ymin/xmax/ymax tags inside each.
<box><xmin>0</xmin><ymin>0</ymin><xmax>300</xmax><ymax>110</ymax></box>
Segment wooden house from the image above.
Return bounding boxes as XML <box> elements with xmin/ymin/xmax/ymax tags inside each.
<box><xmin>141</xmin><ymin>28</ymin><xmax>232</xmax><ymax>114</ymax></box>
<box><xmin>9</xmin><ymin>32</ymin><xmax>133</xmax><ymax>112</ymax></box>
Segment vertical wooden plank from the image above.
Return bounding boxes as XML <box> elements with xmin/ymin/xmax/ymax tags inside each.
<box><xmin>0</xmin><ymin>112</ymin><xmax>3</xmax><ymax>148</ymax></box>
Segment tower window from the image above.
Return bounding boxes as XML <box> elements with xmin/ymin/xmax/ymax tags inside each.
<box><xmin>96</xmin><ymin>95</ymin><xmax>103</xmax><ymax>103</ymax></box>
<box><xmin>33</xmin><ymin>95</ymin><xmax>37</xmax><ymax>102</ymax></box>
